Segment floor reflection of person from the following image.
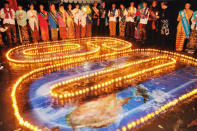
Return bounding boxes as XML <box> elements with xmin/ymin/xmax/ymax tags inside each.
<box><xmin>175</xmin><ymin>3</ymin><xmax>193</xmax><ymax>52</ymax></box>
<box><xmin>66</xmin><ymin>4</ymin><xmax>75</xmax><ymax>39</ymax></box>
<box><xmin>108</xmin><ymin>3</ymin><xmax>118</xmax><ymax>37</ymax></box>
<box><xmin>58</xmin><ymin>4</ymin><xmax>67</xmax><ymax>40</ymax></box>
<box><xmin>48</xmin><ymin>3</ymin><xmax>58</xmax><ymax>41</ymax></box>
<box><xmin>37</xmin><ymin>4</ymin><xmax>49</xmax><ymax>41</ymax></box>
<box><xmin>0</xmin><ymin>1</ymin><xmax>17</xmax><ymax>45</ymax></box>
<box><xmin>16</xmin><ymin>4</ymin><xmax>29</xmax><ymax>43</ymax></box>
<box><xmin>27</xmin><ymin>4</ymin><xmax>40</xmax><ymax>43</ymax></box>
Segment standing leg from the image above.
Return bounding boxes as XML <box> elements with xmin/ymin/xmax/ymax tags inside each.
<box><xmin>86</xmin><ymin>24</ymin><xmax>92</xmax><ymax>37</ymax></box>
<box><xmin>11</xmin><ymin>25</ymin><xmax>17</xmax><ymax>44</ymax></box>
<box><xmin>131</xmin><ymin>22</ymin><xmax>135</xmax><ymax>39</ymax></box>
<box><xmin>5</xmin><ymin>24</ymin><xmax>12</xmax><ymax>44</ymax></box>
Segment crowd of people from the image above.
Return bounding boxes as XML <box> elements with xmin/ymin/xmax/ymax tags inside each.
<box><xmin>0</xmin><ymin>0</ymin><xmax>196</xmax><ymax>54</ymax></box>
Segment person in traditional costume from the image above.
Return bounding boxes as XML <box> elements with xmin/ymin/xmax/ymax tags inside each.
<box><xmin>175</xmin><ymin>3</ymin><xmax>193</xmax><ymax>51</ymax></box>
<box><xmin>58</xmin><ymin>4</ymin><xmax>67</xmax><ymax>40</ymax></box>
<box><xmin>16</xmin><ymin>4</ymin><xmax>29</xmax><ymax>43</ymax></box>
<box><xmin>147</xmin><ymin>0</ymin><xmax>160</xmax><ymax>43</ymax></box>
<box><xmin>66</xmin><ymin>4</ymin><xmax>75</xmax><ymax>39</ymax></box>
<box><xmin>27</xmin><ymin>4</ymin><xmax>40</xmax><ymax>43</ymax></box>
<box><xmin>48</xmin><ymin>3</ymin><xmax>58</xmax><ymax>41</ymax></box>
<box><xmin>108</xmin><ymin>3</ymin><xmax>118</xmax><ymax>37</ymax></box>
<box><xmin>159</xmin><ymin>2</ymin><xmax>170</xmax><ymax>48</ymax></box>
<box><xmin>92</xmin><ymin>1</ymin><xmax>99</xmax><ymax>36</ymax></box>
<box><xmin>118</xmin><ymin>4</ymin><xmax>127</xmax><ymax>37</ymax></box>
<box><xmin>0</xmin><ymin>18</ymin><xmax>8</xmax><ymax>46</ymax></box>
<box><xmin>37</xmin><ymin>4</ymin><xmax>49</xmax><ymax>41</ymax></box>
<box><xmin>85</xmin><ymin>5</ymin><xmax>92</xmax><ymax>37</ymax></box>
<box><xmin>73</xmin><ymin>4</ymin><xmax>81</xmax><ymax>38</ymax></box>
<box><xmin>80</xmin><ymin>6</ymin><xmax>87</xmax><ymax>38</ymax></box>
<box><xmin>125</xmin><ymin>2</ymin><xmax>136</xmax><ymax>39</ymax></box>
<box><xmin>0</xmin><ymin>1</ymin><xmax>17</xmax><ymax>45</ymax></box>
<box><xmin>134</xmin><ymin>4</ymin><xmax>142</xmax><ymax>40</ymax></box>
<box><xmin>99</xmin><ymin>2</ymin><xmax>107</xmax><ymax>36</ymax></box>
<box><xmin>185</xmin><ymin>10</ymin><xmax>197</xmax><ymax>54</ymax></box>
<box><xmin>139</xmin><ymin>2</ymin><xmax>149</xmax><ymax>41</ymax></box>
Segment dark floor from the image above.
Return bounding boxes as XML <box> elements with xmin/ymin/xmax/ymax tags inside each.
<box><xmin>0</xmin><ymin>38</ymin><xmax>196</xmax><ymax>131</ymax></box>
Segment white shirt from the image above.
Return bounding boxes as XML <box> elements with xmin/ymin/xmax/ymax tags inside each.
<box><xmin>27</xmin><ymin>10</ymin><xmax>39</xmax><ymax>31</ymax></box>
<box><xmin>108</xmin><ymin>9</ymin><xmax>118</xmax><ymax>22</ymax></box>
<box><xmin>0</xmin><ymin>8</ymin><xmax>15</xmax><ymax>25</ymax></box>
<box><xmin>126</xmin><ymin>7</ymin><xmax>136</xmax><ymax>22</ymax></box>
<box><xmin>72</xmin><ymin>8</ymin><xmax>81</xmax><ymax>25</ymax></box>
<box><xmin>139</xmin><ymin>8</ymin><xmax>149</xmax><ymax>24</ymax></box>
<box><xmin>80</xmin><ymin>11</ymin><xmax>87</xmax><ymax>27</ymax></box>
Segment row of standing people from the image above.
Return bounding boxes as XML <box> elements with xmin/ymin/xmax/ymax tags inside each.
<box><xmin>0</xmin><ymin>1</ymin><xmax>196</xmax><ymax>53</ymax></box>
<box><xmin>0</xmin><ymin>1</ymin><xmax>169</xmax><ymax>45</ymax></box>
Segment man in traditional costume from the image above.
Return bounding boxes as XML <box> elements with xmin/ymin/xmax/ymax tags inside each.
<box><xmin>37</xmin><ymin>4</ymin><xmax>49</xmax><ymax>41</ymax></box>
<box><xmin>0</xmin><ymin>1</ymin><xmax>17</xmax><ymax>45</ymax></box>
<box><xmin>108</xmin><ymin>3</ymin><xmax>118</xmax><ymax>37</ymax></box>
<box><xmin>58</xmin><ymin>4</ymin><xmax>67</xmax><ymax>40</ymax></box>
<box><xmin>147</xmin><ymin>0</ymin><xmax>160</xmax><ymax>43</ymax></box>
<box><xmin>118</xmin><ymin>4</ymin><xmax>127</xmax><ymax>37</ymax></box>
<box><xmin>85</xmin><ymin>5</ymin><xmax>92</xmax><ymax>37</ymax></box>
<box><xmin>66</xmin><ymin>4</ymin><xmax>75</xmax><ymax>39</ymax></box>
<box><xmin>125</xmin><ymin>2</ymin><xmax>136</xmax><ymax>39</ymax></box>
<box><xmin>16</xmin><ymin>4</ymin><xmax>29</xmax><ymax>43</ymax></box>
<box><xmin>80</xmin><ymin>6</ymin><xmax>87</xmax><ymax>38</ymax></box>
<box><xmin>92</xmin><ymin>1</ymin><xmax>99</xmax><ymax>36</ymax></box>
<box><xmin>48</xmin><ymin>3</ymin><xmax>58</xmax><ymax>41</ymax></box>
<box><xmin>176</xmin><ymin>3</ymin><xmax>193</xmax><ymax>51</ymax></box>
<box><xmin>99</xmin><ymin>2</ymin><xmax>107</xmax><ymax>36</ymax></box>
<box><xmin>139</xmin><ymin>2</ymin><xmax>149</xmax><ymax>41</ymax></box>
<box><xmin>159</xmin><ymin>2</ymin><xmax>170</xmax><ymax>48</ymax></box>
<box><xmin>73</xmin><ymin>4</ymin><xmax>81</xmax><ymax>38</ymax></box>
<box><xmin>27</xmin><ymin>4</ymin><xmax>40</xmax><ymax>43</ymax></box>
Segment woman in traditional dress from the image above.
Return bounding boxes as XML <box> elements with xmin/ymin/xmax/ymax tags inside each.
<box><xmin>27</xmin><ymin>4</ymin><xmax>40</xmax><ymax>43</ymax></box>
<box><xmin>37</xmin><ymin>4</ymin><xmax>49</xmax><ymax>41</ymax></box>
<box><xmin>108</xmin><ymin>3</ymin><xmax>118</xmax><ymax>37</ymax></box>
<box><xmin>48</xmin><ymin>3</ymin><xmax>58</xmax><ymax>41</ymax></box>
<box><xmin>176</xmin><ymin>3</ymin><xmax>193</xmax><ymax>51</ymax></box>
<box><xmin>58</xmin><ymin>4</ymin><xmax>67</xmax><ymax>40</ymax></box>
<box><xmin>92</xmin><ymin>1</ymin><xmax>99</xmax><ymax>36</ymax></box>
<box><xmin>80</xmin><ymin>6</ymin><xmax>87</xmax><ymax>38</ymax></box>
<box><xmin>16</xmin><ymin>4</ymin><xmax>29</xmax><ymax>43</ymax></box>
<box><xmin>118</xmin><ymin>4</ymin><xmax>127</xmax><ymax>37</ymax></box>
<box><xmin>66</xmin><ymin>4</ymin><xmax>75</xmax><ymax>39</ymax></box>
<box><xmin>186</xmin><ymin>10</ymin><xmax>197</xmax><ymax>54</ymax></box>
<box><xmin>73</xmin><ymin>4</ymin><xmax>81</xmax><ymax>38</ymax></box>
<box><xmin>86</xmin><ymin>5</ymin><xmax>92</xmax><ymax>37</ymax></box>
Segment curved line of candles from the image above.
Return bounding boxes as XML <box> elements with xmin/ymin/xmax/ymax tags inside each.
<box><xmin>7</xmin><ymin>44</ymin><xmax>197</xmax><ymax>131</ymax></box>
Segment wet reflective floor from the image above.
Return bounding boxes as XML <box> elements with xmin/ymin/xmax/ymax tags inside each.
<box><xmin>0</xmin><ymin>39</ymin><xmax>197</xmax><ymax>131</ymax></box>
